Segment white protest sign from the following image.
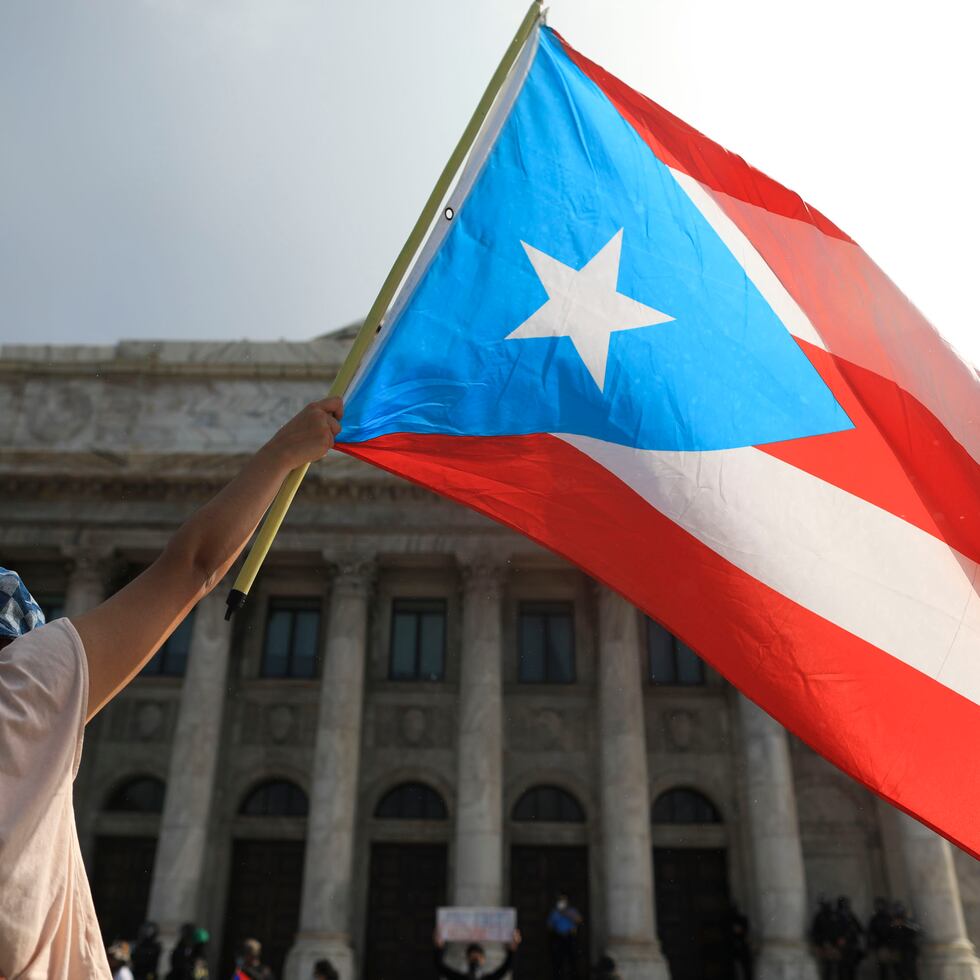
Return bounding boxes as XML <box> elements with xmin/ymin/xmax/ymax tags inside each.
<box><xmin>436</xmin><ymin>906</ymin><xmax>517</xmax><ymax>943</ymax></box>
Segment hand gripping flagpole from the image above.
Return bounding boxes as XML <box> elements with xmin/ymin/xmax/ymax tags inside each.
<box><xmin>225</xmin><ymin>0</ymin><xmax>545</xmax><ymax>620</ymax></box>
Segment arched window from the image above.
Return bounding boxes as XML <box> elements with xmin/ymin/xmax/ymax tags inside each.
<box><xmin>239</xmin><ymin>779</ymin><xmax>309</xmax><ymax>817</ymax></box>
<box><xmin>105</xmin><ymin>776</ymin><xmax>166</xmax><ymax>813</ymax></box>
<box><xmin>652</xmin><ymin>788</ymin><xmax>721</xmax><ymax>824</ymax></box>
<box><xmin>512</xmin><ymin>785</ymin><xmax>585</xmax><ymax>823</ymax></box>
<box><xmin>374</xmin><ymin>782</ymin><xmax>448</xmax><ymax>820</ymax></box>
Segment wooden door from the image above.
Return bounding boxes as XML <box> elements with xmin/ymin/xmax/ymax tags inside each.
<box><xmin>653</xmin><ymin>847</ymin><xmax>732</xmax><ymax>980</ymax></box>
<box><xmin>510</xmin><ymin>845</ymin><xmax>590</xmax><ymax>980</ymax></box>
<box><xmin>90</xmin><ymin>835</ymin><xmax>158</xmax><ymax>943</ymax></box>
<box><xmin>364</xmin><ymin>842</ymin><xmax>448</xmax><ymax>980</ymax></box>
<box><xmin>221</xmin><ymin>839</ymin><xmax>305</xmax><ymax>978</ymax></box>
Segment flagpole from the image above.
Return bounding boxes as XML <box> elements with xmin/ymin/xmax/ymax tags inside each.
<box><xmin>225</xmin><ymin>0</ymin><xmax>544</xmax><ymax>620</ymax></box>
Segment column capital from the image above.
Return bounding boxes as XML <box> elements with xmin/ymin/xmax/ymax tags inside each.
<box><xmin>325</xmin><ymin>553</ymin><xmax>377</xmax><ymax>598</ymax></box>
<box><xmin>458</xmin><ymin>558</ymin><xmax>508</xmax><ymax>597</ymax></box>
<box><xmin>61</xmin><ymin>542</ymin><xmax>117</xmax><ymax>579</ymax></box>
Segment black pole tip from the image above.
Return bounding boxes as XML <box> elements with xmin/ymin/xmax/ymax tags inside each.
<box><xmin>225</xmin><ymin>589</ymin><xmax>247</xmax><ymax>621</ymax></box>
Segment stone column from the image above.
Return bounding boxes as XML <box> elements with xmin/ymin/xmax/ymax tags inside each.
<box><xmin>737</xmin><ymin>694</ymin><xmax>818</xmax><ymax>980</ymax></box>
<box><xmin>896</xmin><ymin>813</ymin><xmax>980</xmax><ymax>979</ymax></box>
<box><xmin>596</xmin><ymin>588</ymin><xmax>669</xmax><ymax>980</ymax></box>
<box><xmin>63</xmin><ymin>548</ymin><xmax>113</xmax><ymax>620</ymax></box>
<box><xmin>284</xmin><ymin>557</ymin><xmax>374</xmax><ymax>980</ymax></box>
<box><xmin>147</xmin><ymin>588</ymin><xmax>234</xmax><ymax>956</ymax></box>
<box><xmin>453</xmin><ymin>561</ymin><xmax>505</xmax><ymax>907</ymax></box>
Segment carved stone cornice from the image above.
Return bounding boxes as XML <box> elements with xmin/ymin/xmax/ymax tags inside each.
<box><xmin>0</xmin><ymin>471</ymin><xmax>439</xmax><ymax>505</ymax></box>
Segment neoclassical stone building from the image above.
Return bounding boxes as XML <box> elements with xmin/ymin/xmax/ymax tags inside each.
<box><xmin>2</xmin><ymin>329</ymin><xmax>979</xmax><ymax>980</ymax></box>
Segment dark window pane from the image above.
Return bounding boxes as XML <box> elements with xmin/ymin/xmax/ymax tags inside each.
<box><xmin>105</xmin><ymin>777</ymin><xmax>165</xmax><ymax>813</ymax></box>
<box><xmin>512</xmin><ymin>785</ymin><xmax>585</xmax><ymax>823</ymax></box>
<box><xmin>270</xmin><ymin>782</ymin><xmax>288</xmax><ymax>814</ymax></box>
<box><xmin>403</xmin><ymin>785</ymin><xmax>425</xmax><ymax>819</ymax></box>
<box><xmin>674</xmin><ymin>789</ymin><xmax>698</xmax><ymax>823</ymax></box>
<box><xmin>675</xmin><ymin>641</ymin><xmax>705</xmax><ymax>685</ymax></box>
<box><xmin>418</xmin><ymin>612</ymin><xmax>445</xmax><ymax>680</ymax></box>
<box><xmin>520</xmin><ymin>603</ymin><xmax>574</xmax><ymax>683</ymax></box>
<box><xmin>240</xmin><ymin>779</ymin><xmax>308</xmax><ymax>817</ymax></box>
<box><xmin>559</xmin><ymin>791</ymin><xmax>582</xmax><ymax>822</ymax></box>
<box><xmin>547</xmin><ymin>615</ymin><xmax>575</xmax><ymax>683</ymax></box>
<box><xmin>423</xmin><ymin>787</ymin><xmax>444</xmax><ymax>819</ymax></box>
<box><xmin>519</xmin><ymin>614</ymin><xmax>546</xmax><ymax>682</ymax></box>
<box><xmin>262</xmin><ymin>609</ymin><xmax>292</xmax><ymax>678</ymax></box>
<box><xmin>261</xmin><ymin>600</ymin><xmax>321</xmax><ymax>679</ymax></box>
<box><xmin>390</xmin><ymin>611</ymin><xmax>418</xmax><ymax>679</ymax></box>
<box><xmin>291</xmin><ymin>610</ymin><xmax>320</xmax><ymax>678</ymax></box>
<box><xmin>543</xmin><ymin>788</ymin><xmax>563</xmax><ymax>821</ymax></box>
<box><xmin>652</xmin><ymin>788</ymin><xmax>720</xmax><ymax>824</ymax></box>
<box><xmin>647</xmin><ymin>619</ymin><xmax>677</xmax><ymax>683</ymax></box>
<box><xmin>374</xmin><ymin>782</ymin><xmax>447</xmax><ymax>820</ymax></box>
<box><xmin>389</xmin><ymin>600</ymin><xmax>447</xmax><ymax>681</ymax></box>
<box><xmin>647</xmin><ymin>620</ymin><xmax>705</xmax><ymax>687</ymax></box>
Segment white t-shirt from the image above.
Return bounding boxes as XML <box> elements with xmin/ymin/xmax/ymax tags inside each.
<box><xmin>0</xmin><ymin>619</ymin><xmax>110</xmax><ymax>979</ymax></box>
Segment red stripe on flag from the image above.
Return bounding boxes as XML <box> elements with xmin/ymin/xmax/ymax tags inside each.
<box><xmin>760</xmin><ymin>341</ymin><xmax>980</xmax><ymax>563</ymax></box>
<box><xmin>550</xmin><ymin>29</ymin><xmax>852</xmax><ymax>243</ymax></box>
<box><xmin>340</xmin><ymin>430</ymin><xmax>980</xmax><ymax>858</ymax></box>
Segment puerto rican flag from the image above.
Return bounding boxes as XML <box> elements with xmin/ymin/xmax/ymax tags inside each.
<box><xmin>337</xmin><ymin>25</ymin><xmax>980</xmax><ymax>855</ymax></box>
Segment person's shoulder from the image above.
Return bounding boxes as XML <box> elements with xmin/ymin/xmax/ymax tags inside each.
<box><xmin>0</xmin><ymin>619</ymin><xmax>88</xmax><ymax>738</ymax></box>
<box><xmin>1</xmin><ymin>618</ymin><xmax>86</xmax><ymax>688</ymax></box>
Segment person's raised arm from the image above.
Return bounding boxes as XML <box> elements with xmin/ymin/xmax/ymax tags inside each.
<box><xmin>73</xmin><ymin>397</ymin><xmax>343</xmax><ymax>720</ymax></box>
<box><xmin>485</xmin><ymin>930</ymin><xmax>521</xmax><ymax>980</ymax></box>
<box><xmin>432</xmin><ymin>934</ymin><xmax>467</xmax><ymax>980</ymax></box>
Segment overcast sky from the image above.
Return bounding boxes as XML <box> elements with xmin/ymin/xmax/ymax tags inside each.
<box><xmin>1</xmin><ymin>0</ymin><xmax>977</xmax><ymax>366</ymax></box>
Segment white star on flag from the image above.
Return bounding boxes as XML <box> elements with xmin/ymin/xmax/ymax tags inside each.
<box><xmin>506</xmin><ymin>228</ymin><xmax>674</xmax><ymax>392</ymax></box>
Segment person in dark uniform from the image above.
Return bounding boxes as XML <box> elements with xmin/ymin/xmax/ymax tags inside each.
<box><xmin>547</xmin><ymin>894</ymin><xmax>584</xmax><ymax>980</ymax></box>
<box><xmin>835</xmin><ymin>896</ymin><xmax>864</xmax><ymax>980</ymax></box>
<box><xmin>725</xmin><ymin>903</ymin><xmax>753</xmax><ymax>980</ymax></box>
<box><xmin>891</xmin><ymin>903</ymin><xmax>920</xmax><ymax>980</ymax></box>
<box><xmin>811</xmin><ymin>900</ymin><xmax>839</xmax><ymax>980</ymax></box>
<box><xmin>869</xmin><ymin>899</ymin><xmax>899</xmax><ymax>979</ymax></box>
<box><xmin>131</xmin><ymin>921</ymin><xmax>162</xmax><ymax>980</ymax></box>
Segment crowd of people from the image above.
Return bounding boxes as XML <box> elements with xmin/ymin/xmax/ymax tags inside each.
<box><xmin>98</xmin><ymin>892</ymin><xmax>922</xmax><ymax>980</ymax></box>
<box><xmin>811</xmin><ymin>896</ymin><xmax>920</xmax><ymax>979</ymax></box>
<box><xmin>100</xmin><ymin>922</ymin><xmax>338</xmax><ymax>980</ymax></box>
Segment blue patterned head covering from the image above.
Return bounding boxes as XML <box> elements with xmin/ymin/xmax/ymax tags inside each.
<box><xmin>0</xmin><ymin>567</ymin><xmax>46</xmax><ymax>639</ymax></box>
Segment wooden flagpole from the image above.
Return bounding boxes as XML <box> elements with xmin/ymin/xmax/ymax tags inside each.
<box><xmin>226</xmin><ymin>0</ymin><xmax>544</xmax><ymax>619</ymax></box>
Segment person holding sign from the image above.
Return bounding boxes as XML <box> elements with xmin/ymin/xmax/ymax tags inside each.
<box><xmin>434</xmin><ymin>931</ymin><xmax>521</xmax><ymax>980</ymax></box>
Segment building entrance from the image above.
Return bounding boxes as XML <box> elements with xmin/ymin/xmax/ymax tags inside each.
<box><xmin>90</xmin><ymin>834</ymin><xmax>157</xmax><ymax>943</ymax></box>
<box><xmin>653</xmin><ymin>847</ymin><xmax>731</xmax><ymax>980</ymax></box>
<box><xmin>220</xmin><ymin>839</ymin><xmax>305</xmax><ymax>978</ymax></box>
<box><xmin>510</xmin><ymin>845</ymin><xmax>590</xmax><ymax>980</ymax></box>
<box><xmin>364</xmin><ymin>842</ymin><xmax>448</xmax><ymax>980</ymax></box>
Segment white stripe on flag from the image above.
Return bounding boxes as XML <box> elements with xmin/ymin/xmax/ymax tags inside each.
<box><xmin>559</xmin><ymin>433</ymin><xmax>980</xmax><ymax>704</ymax></box>
<box><xmin>669</xmin><ymin>168</ymin><xmax>827</xmax><ymax>350</ymax></box>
